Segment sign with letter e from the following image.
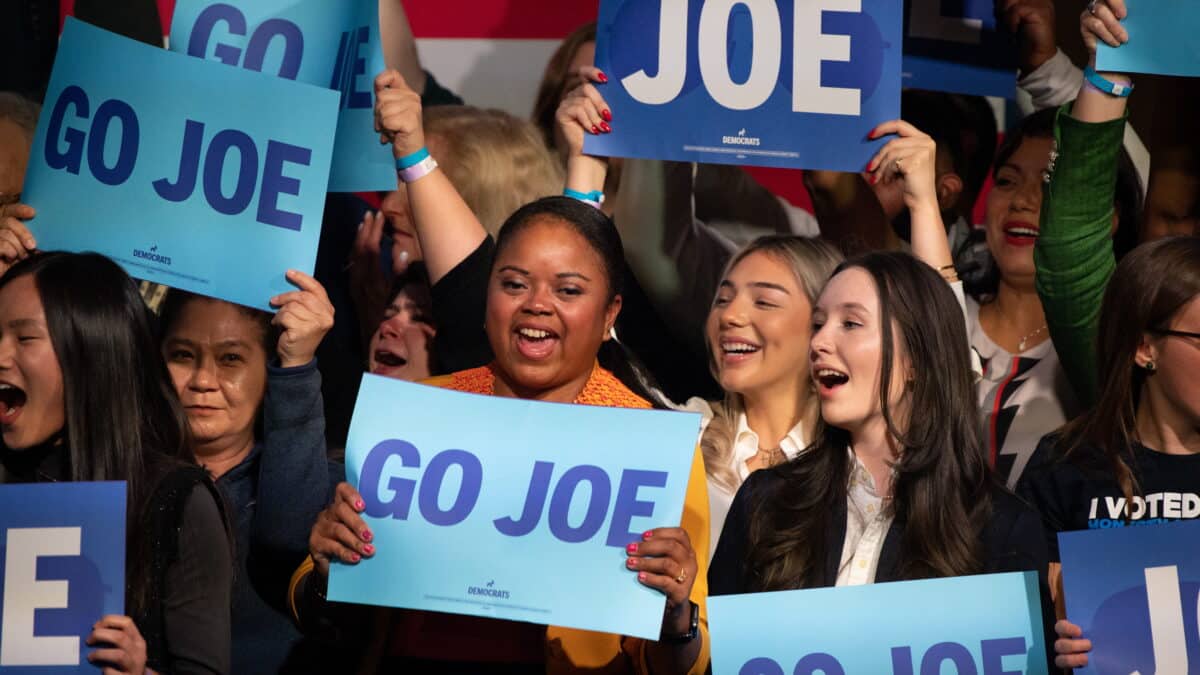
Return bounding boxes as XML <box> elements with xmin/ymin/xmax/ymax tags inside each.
<box><xmin>0</xmin><ymin>482</ymin><xmax>126</xmax><ymax>673</ymax></box>
<box><xmin>22</xmin><ymin>19</ymin><xmax>338</xmax><ymax>311</ymax></box>
<box><xmin>328</xmin><ymin>375</ymin><xmax>702</xmax><ymax>640</ymax></box>
<box><xmin>709</xmin><ymin>571</ymin><xmax>1049</xmax><ymax>674</ymax></box>
<box><xmin>1060</xmin><ymin>520</ymin><xmax>1200</xmax><ymax>674</ymax></box>
<box><xmin>170</xmin><ymin>0</ymin><xmax>396</xmax><ymax>191</ymax></box>
<box><xmin>586</xmin><ymin>0</ymin><xmax>902</xmax><ymax>172</ymax></box>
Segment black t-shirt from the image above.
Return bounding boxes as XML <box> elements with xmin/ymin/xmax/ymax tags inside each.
<box><xmin>1016</xmin><ymin>434</ymin><xmax>1200</xmax><ymax>562</ymax></box>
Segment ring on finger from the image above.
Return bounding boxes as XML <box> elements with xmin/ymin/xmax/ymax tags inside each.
<box><xmin>675</xmin><ymin>568</ymin><xmax>688</xmax><ymax>584</ymax></box>
<box><xmin>1086</xmin><ymin>0</ymin><xmax>1100</xmax><ymax>14</ymax></box>
<box><xmin>892</xmin><ymin>158</ymin><xmax>903</xmax><ymax>173</ymax></box>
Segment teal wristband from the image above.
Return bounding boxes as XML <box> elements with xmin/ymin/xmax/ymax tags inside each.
<box><xmin>396</xmin><ymin>147</ymin><xmax>430</xmax><ymax>170</ymax></box>
<box><xmin>564</xmin><ymin>188</ymin><xmax>604</xmax><ymax>203</ymax></box>
<box><xmin>1083</xmin><ymin>66</ymin><xmax>1133</xmax><ymax>97</ymax></box>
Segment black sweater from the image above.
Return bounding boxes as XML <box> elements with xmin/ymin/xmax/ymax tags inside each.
<box><xmin>709</xmin><ymin>467</ymin><xmax>1058</xmax><ymax>672</ymax></box>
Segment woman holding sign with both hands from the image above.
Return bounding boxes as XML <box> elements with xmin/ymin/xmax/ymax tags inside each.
<box><xmin>288</xmin><ymin>70</ymin><xmax>710</xmax><ymax>674</ymax></box>
<box><xmin>702</xmin><ymin>96</ymin><xmax>1058</xmax><ymax>672</ymax></box>
<box><xmin>1016</xmin><ymin>0</ymin><xmax>1200</xmax><ymax>669</ymax></box>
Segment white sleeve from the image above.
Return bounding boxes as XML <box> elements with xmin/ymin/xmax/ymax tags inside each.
<box><xmin>1018</xmin><ymin>49</ymin><xmax>1082</xmax><ymax>111</ymax></box>
<box><xmin>950</xmin><ymin>280</ymin><xmax>984</xmax><ymax>381</ymax></box>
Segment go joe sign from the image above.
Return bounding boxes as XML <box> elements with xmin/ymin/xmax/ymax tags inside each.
<box><xmin>709</xmin><ymin>572</ymin><xmax>1050</xmax><ymax>674</ymax></box>
<box><xmin>585</xmin><ymin>0</ymin><xmax>902</xmax><ymax>172</ymax></box>
<box><xmin>22</xmin><ymin>19</ymin><xmax>336</xmax><ymax>311</ymax></box>
<box><xmin>326</xmin><ymin>375</ymin><xmax>702</xmax><ymax>640</ymax></box>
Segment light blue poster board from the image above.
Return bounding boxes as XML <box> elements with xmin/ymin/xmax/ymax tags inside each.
<box><xmin>22</xmin><ymin>19</ymin><xmax>337</xmax><ymax>311</ymax></box>
<box><xmin>0</xmin><ymin>482</ymin><xmax>126</xmax><ymax>674</ymax></box>
<box><xmin>1059</xmin><ymin>520</ymin><xmax>1200</xmax><ymax>674</ymax></box>
<box><xmin>170</xmin><ymin>0</ymin><xmax>396</xmax><ymax>191</ymax></box>
<box><xmin>1097</xmin><ymin>1</ymin><xmax>1200</xmax><ymax>78</ymax></box>
<box><xmin>709</xmin><ymin>571</ymin><xmax>1049</xmax><ymax>674</ymax></box>
<box><xmin>586</xmin><ymin>0</ymin><xmax>903</xmax><ymax>172</ymax></box>
<box><xmin>902</xmin><ymin>0</ymin><xmax>1018</xmax><ymax>98</ymax></box>
<box><xmin>327</xmin><ymin>375</ymin><xmax>701</xmax><ymax>640</ymax></box>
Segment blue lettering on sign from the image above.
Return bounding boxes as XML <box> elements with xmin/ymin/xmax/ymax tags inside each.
<box><xmin>360</xmin><ymin>440</ymin><xmax>669</xmax><ymax>546</ymax></box>
<box><xmin>151</xmin><ymin>119</ymin><xmax>312</xmax><ymax>230</ymax></box>
<box><xmin>745</xmin><ymin>638</ymin><xmax>1030</xmax><ymax>675</ymax></box>
<box><xmin>330</xmin><ymin>26</ymin><xmax>374</xmax><ymax>110</ymax></box>
<box><xmin>44</xmin><ymin>85</ymin><xmax>140</xmax><ymax>186</ymax></box>
<box><xmin>187</xmin><ymin>3</ymin><xmax>304</xmax><ymax>79</ymax></box>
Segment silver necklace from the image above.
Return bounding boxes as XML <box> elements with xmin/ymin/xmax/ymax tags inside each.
<box><xmin>1017</xmin><ymin>324</ymin><xmax>1048</xmax><ymax>352</ymax></box>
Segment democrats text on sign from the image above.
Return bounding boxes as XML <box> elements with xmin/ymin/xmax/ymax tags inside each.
<box><xmin>23</xmin><ymin>19</ymin><xmax>337</xmax><ymax>311</ymax></box>
<box><xmin>327</xmin><ymin>375</ymin><xmax>701</xmax><ymax>640</ymax></box>
<box><xmin>585</xmin><ymin>0</ymin><xmax>903</xmax><ymax>172</ymax></box>
<box><xmin>1096</xmin><ymin>1</ymin><xmax>1200</xmax><ymax>79</ymax></box>
<box><xmin>709</xmin><ymin>571</ymin><xmax>1049</xmax><ymax>675</ymax></box>
<box><xmin>0</xmin><ymin>482</ymin><xmax>125</xmax><ymax>674</ymax></box>
<box><xmin>1060</xmin><ymin>519</ymin><xmax>1200</xmax><ymax>674</ymax></box>
<box><xmin>902</xmin><ymin>0</ymin><xmax>1017</xmax><ymax>98</ymax></box>
<box><xmin>170</xmin><ymin>0</ymin><xmax>395</xmax><ymax>191</ymax></box>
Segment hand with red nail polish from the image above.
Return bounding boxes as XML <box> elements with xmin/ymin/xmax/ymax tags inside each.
<box><xmin>627</xmin><ymin>527</ymin><xmax>699</xmax><ymax>638</ymax></box>
<box><xmin>554</xmin><ymin>65</ymin><xmax>615</xmax><ymax>162</ymax></box>
<box><xmin>309</xmin><ymin>482</ymin><xmax>373</xmax><ymax>576</ymax></box>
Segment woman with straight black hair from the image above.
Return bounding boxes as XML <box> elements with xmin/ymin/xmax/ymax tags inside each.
<box><xmin>708</xmin><ymin>250</ymin><xmax>1056</xmax><ymax>669</ymax></box>
<box><xmin>0</xmin><ymin>252</ymin><xmax>233</xmax><ymax>674</ymax></box>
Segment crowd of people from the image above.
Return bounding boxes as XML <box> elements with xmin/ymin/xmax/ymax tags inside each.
<box><xmin>0</xmin><ymin>0</ymin><xmax>1198</xmax><ymax>673</ymax></box>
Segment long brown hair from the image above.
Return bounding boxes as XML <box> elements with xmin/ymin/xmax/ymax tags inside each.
<box><xmin>531</xmin><ymin>22</ymin><xmax>596</xmax><ymax>153</ymax></box>
<box><xmin>746</xmin><ymin>252</ymin><xmax>992</xmax><ymax>590</ymax></box>
<box><xmin>1060</xmin><ymin>236</ymin><xmax>1200</xmax><ymax>505</ymax></box>
<box><xmin>701</xmin><ymin>235</ymin><xmax>843</xmax><ymax>494</ymax></box>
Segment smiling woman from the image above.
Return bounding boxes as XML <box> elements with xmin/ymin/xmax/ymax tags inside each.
<box><xmin>0</xmin><ymin>251</ymin><xmax>232</xmax><ymax>675</ymax></box>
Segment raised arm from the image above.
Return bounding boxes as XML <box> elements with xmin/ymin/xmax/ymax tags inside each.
<box><xmin>374</xmin><ymin>70</ymin><xmax>485</xmax><ymax>285</ymax></box>
<box><xmin>1034</xmin><ymin>0</ymin><xmax>1130</xmax><ymax>405</ymax></box>
<box><xmin>558</xmin><ymin>71</ymin><xmax>735</xmax><ymax>358</ymax></box>
<box><xmin>378</xmin><ymin>0</ymin><xmax>427</xmax><ymax>97</ymax></box>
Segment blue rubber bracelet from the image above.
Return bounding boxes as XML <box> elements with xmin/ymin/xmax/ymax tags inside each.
<box><xmin>564</xmin><ymin>188</ymin><xmax>604</xmax><ymax>202</ymax></box>
<box><xmin>396</xmin><ymin>147</ymin><xmax>430</xmax><ymax>170</ymax></box>
<box><xmin>1083</xmin><ymin>66</ymin><xmax>1133</xmax><ymax>97</ymax></box>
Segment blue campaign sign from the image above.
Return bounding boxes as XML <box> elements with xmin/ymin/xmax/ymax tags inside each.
<box><xmin>709</xmin><ymin>571</ymin><xmax>1049</xmax><ymax>675</ymax></box>
<box><xmin>327</xmin><ymin>375</ymin><xmax>701</xmax><ymax>640</ymax></box>
<box><xmin>22</xmin><ymin>19</ymin><xmax>337</xmax><ymax>311</ymax></box>
<box><xmin>586</xmin><ymin>0</ymin><xmax>902</xmax><ymax>172</ymax></box>
<box><xmin>1097</xmin><ymin>1</ymin><xmax>1200</xmax><ymax>78</ymax></box>
<box><xmin>1059</xmin><ymin>520</ymin><xmax>1200</xmax><ymax>674</ymax></box>
<box><xmin>170</xmin><ymin>0</ymin><xmax>396</xmax><ymax>191</ymax></box>
<box><xmin>902</xmin><ymin>0</ymin><xmax>1018</xmax><ymax>99</ymax></box>
<box><xmin>0</xmin><ymin>482</ymin><xmax>126</xmax><ymax>674</ymax></box>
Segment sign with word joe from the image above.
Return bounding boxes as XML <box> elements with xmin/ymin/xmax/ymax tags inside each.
<box><xmin>902</xmin><ymin>0</ymin><xmax>1017</xmax><ymax>98</ymax></box>
<box><xmin>0</xmin><ymin>482</ymin><xmax>126</xmax><ymax>674</ymax></box>
<box><xmin>1097</xmin><ymin>1</ymin><xmax>1200</xmax><ymax>79</ymax></box>
<box><xmin>22</xmin><ymin>19</ymin><xmax>337</xmax><ymax>311</ymax></box>
<box><xmin>1059</xmin><ymin>519</ymin><xmax>1200</xmax><ymax>674</ymax></box>
<box><xmin>709</xmin><ymin>571</ymin><xmax>1049</xmax><ymax>674</ymax></box>
<box><xmin>586</xmin><ymin>0</ymin><xmax>902</xmax><ymax>172</ymax></box>
<box><xmin>327</xmin><ymin>375</ymin><xmax>701</xmax><ymax>640</ymax></box>
<box><xmin>170</xmin><ymin>0</ymin><xmax>395</xmax><ymax>191</ymax></box>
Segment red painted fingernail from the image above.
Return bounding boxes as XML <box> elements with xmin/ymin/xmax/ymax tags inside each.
<box><xmin>600</xmin><ymin>121</ymin><xmax>612</xmax><ymax>133</ymax></box>
<box><xmin>350</xmin><ymin>553</ymin><xmax>361</xmax><ymax>562</ymax></box>
<box><xmin>597</xmin><ymin>71</ymin><xmax>609</xmax><ymax>83</ymax></box>
<box><xmin>638</xmin><ymin>571</ymin><xmax>647</xmax><ymax>581</ymax></box>
<box><xmin>354</xmin><ymin>499</ymin><xmax>365</xmax><ymax>511</ymax></box>
<box><xmin>601</xmin><ymin>109</ymin><xmax>612</xmax><ymax>122</ymax></box>
<box><xmin>363</xmin><ymin>544</ymin><xmax>375</xmax><ymax>555</ymax></box>
<box><xmin>591</xmin><ymin>125</ymin><xmax>601</xmax><ymax>135</ymax></box>
<box><xmin>626</xmin><ymin>542</ymin><xmax>638</xmax><ymax>554</ymax></box>
<box><xmin>643</xmin><ymin>530</ymin><xmax>654</xmax><ymax>540</ymax></box>
<box><xmin>626</xmin><ymin>557</ymin><xmax>638</xmax><ymax>568</ymax></box>
<box><xmin>361</xmin><ymin>530</ymin><xmax>373</xmax><ymax>541</ymax></box>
